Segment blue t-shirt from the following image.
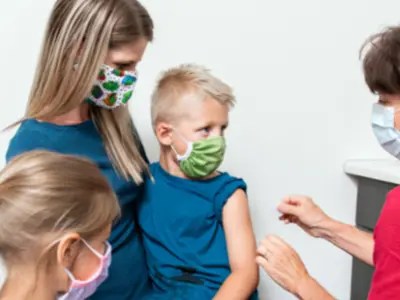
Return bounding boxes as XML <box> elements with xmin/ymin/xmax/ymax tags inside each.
<box><xmin>138</xmin><ymin>162</ymin><xmax>258</xmax><ymax>299</ymax></box>
<box><xmin>6</xmin><ymin>119</ymin><xmax>151</xmax><ymax>300</ymax></box>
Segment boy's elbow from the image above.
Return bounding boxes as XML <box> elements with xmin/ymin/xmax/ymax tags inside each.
<box><xmin>249</xmin><ymin>264</ymin><xmax>260</xmax><ymax>290</ymax></box>
<box><xmin>234</xmin><ymin>263</ymin><xmax>259</xmax><ymax>290</ymax></box>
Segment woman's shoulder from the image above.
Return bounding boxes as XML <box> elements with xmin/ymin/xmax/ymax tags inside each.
<box><xmin>387</xmin><ymin>185</ymin><xmax>400</xmax><ymax>199</ymax></box>
<box><xmin>374</xmin><ymin>186</ymin><xmax>400</xmax><ymax>234</ymax></box>
<box><xmin>6</xmin><ymin>120</ymin><xmax>59</xmax><ymax>162</ymax></box>
<box><xmin>381</xmin><ymin>186</ymin><xmax>400</xmax><ymax>216</ymax></box>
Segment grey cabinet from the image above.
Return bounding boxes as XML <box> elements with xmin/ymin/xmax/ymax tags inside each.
<box><xmin>350</xmin><ymin>177</ymin><xmax>396</xmax><ymax>300</ymax></box>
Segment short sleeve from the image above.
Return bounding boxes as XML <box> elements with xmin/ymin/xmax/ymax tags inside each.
<box><xmin>213</xmin><ymin>176</ymin><xmax>247</xmax><ymax>222</ymax></box>
<box><xmin>369</xmin><ymin>187</ymin><xmax>400</xmax><ymax>300</ymax></box>
<box><xmin>6</xmin><ymin>130</ymin><xmax>56</xmax><ymax>163</ymax></box>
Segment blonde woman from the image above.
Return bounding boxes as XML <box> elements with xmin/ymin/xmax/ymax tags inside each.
<box><xmin>0</xmin><ymin>151</ymin><xmax>119</xmax><ymax>300</ymax></box>
<box><xmin>6</xmin><ymin>0</ymin><xmax>154</xmax><ymax>299</ymax></box>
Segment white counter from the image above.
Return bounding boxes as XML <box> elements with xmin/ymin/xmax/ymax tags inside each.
<box><xmin>344</xmin><ymin>159</ymin><xmax>400</xmax><ymax>185</ymax></box>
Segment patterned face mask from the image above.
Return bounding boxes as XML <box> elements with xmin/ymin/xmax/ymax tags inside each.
<box><xmin>85</xmin><ymin>64</ymin><xmax>137</xmax><ymax>109</ymax></box>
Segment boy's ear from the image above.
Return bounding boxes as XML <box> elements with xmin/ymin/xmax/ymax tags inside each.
<box><xmin>156</xmin><ymin>122</ymin><xmax>173</xmax><ymax>146</ymax></box>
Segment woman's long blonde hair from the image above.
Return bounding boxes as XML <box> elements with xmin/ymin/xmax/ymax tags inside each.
<box><xmin>15</xmin><ymin>0</ymin><xmax>153</xmax><ymax>184</ymax></box>
<box><xmin>0</xmin><ymin>151</ymin><xmax>119</xmax><ymax>287</ymax></box>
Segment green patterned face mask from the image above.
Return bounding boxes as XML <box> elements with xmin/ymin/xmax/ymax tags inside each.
<box><xmin>85</xmin><ymin>64</ymin><xmax>137</xmax><ymax>109</ymax></box>
<box><xmin>171</xmin><ymin>131</ymin><xmax>226</xmax><ymax>178</ymax></box>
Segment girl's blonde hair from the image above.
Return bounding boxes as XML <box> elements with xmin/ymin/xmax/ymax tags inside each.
<box><xmin>13</xmin><ymin>0</ymin><xmax>154</xmax><ymax>184</ymax></box>
<box><xmin>0</xmin><ymin>151</ymin><xmax>119</xmax><ymax>280</ymax></box>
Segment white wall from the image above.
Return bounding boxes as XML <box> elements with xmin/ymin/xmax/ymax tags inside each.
<box><xmin>1</xmin><ymin>1</ymin><xmax>399</xmax><ymax>299</ymax></box>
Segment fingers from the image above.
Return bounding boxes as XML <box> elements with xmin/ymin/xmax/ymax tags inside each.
<box><xmin>282</xmin><ymin>195</ymin><xmax>303</xmax><ymax>205</ymax></box>
<box><xmin>258</xmin><ymin>235</ymin><xmax>303</xmax><ymax>269</ymax></box>
<box><xmin>282</xmin><ymin>195</ymin><xmax>311</xmax><ymax>206</ymax></box>
<box><xmin>279</xmin><ymin>214</ymin><xmax>298</xmax><ymax>224</ymax></box>
<box><xmin>255</xmin><ymin>255</ymin><xmax>270</xmax><ymax>271</ymax></box>
<box><xmin>279</xmin><ymin>214</ymin><xmax>290</xmax><ymax>224</ymax></box>
<box><xmin>256</xmin><ymin>244</ymin><xmax>274</xmax><ymax>274</ymax></box>
<box><xmin>257</xmin><ymin>245</ymin><xmax>267</xmax><ymax>256</ymax></box>
<box><xmin>268</xmin><ymin>235</ymin><xmax>292</xmax><ymax>249</ymax></box>
<box><xmin>277</xmin><ymin>202</ymin><xmax>299</xmax><ymax>216</ymax></box>
<box><xmin>259</xmin><ymin>235</ymin><xmax>288</xmax><ymax>255</ymax></box>
<box><xmin>264</xmin><ymin>235</ymin><xmax>290</xmax><ymax>250</ymax></box>
<box><xmin>257</xmin><ymin>243</ymin><xmax>274</xmax><ymax>263</ymax></box>
<box><xmin>278</xmin><ymin>195</ymin><xmax>312</xmax><ymax>216</ymax></box>
<box><xmin>257</xmin><ymin>235</ymin><xmax>310</xmax><ymax>296</ymax></box>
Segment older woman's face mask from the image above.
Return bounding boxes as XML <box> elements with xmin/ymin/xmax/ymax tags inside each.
<box><xmin>371</xmin><ymin>95</ymin><xmax>400</xmax><ymax>158</ymax></box>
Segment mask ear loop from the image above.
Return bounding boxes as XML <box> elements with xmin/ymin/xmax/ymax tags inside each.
<box><xmin>170</xmin><ymin>129</ymin><xmax>193</xmax><ymax>161</ymax></box>
<box><xmin>81</xmin><ymin>239</ymin><xmax>105</xmax><ymax>258</ymax></box>
<box><xmin>63</xmin><ymin>239</ymin><xmax>109</xmax><ymax>286</ymax></box>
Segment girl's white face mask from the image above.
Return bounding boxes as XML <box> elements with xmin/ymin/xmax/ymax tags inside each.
<box><xmin>371</xmin><ymin>103</ymin><xmax>400</xmax><ymax>158</ymax></box>
<box><xmin>58</xmin><ymin>240</ymin><xmax>112</xmax><ymax>300</ymax></box>
<box><xmin>85</xmin><ymin>64</ymin><xmax>137</xmax><ymax>109</ymax></box>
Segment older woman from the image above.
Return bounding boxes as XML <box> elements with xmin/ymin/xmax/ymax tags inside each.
<box><xmin>257</xmin><ymin>25</ymin><xmax>400</xmax><ymax>300</ymax></box>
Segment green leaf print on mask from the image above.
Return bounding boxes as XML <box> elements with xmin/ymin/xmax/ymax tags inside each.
<box><xmin>102</xmin><ymin>81</ymin><xmax>120</xmax><ymax>92</ymax></box>
<box><xmin>104</xmin><ymin>94</ymin><xmax>117</xmax><ymax>106</ymax></box>
<box><xmin>91</xmin><ymin>85</ymin><xmax>103</xmax><ymax>99</ymax></box>
<box><xmin>85</xmin><ymin>97</ymin><xmax>95</xmax><ymax>104</ymax></box>
<box><xmin>122</xmin><ymin>91</ymin><xmax>133</xmax><ymax>104</ymax></box>
<box><xmin>112</xmin><ymin>69</ymin><xmax>124</xmax><ymax>77</ymax></box>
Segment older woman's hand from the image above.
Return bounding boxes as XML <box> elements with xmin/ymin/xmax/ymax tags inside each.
<box><xmin>256</xmin><ymin>235</ymin><xmax>309</xmax><ymax>296</ymax></box>
<box><xmin>256</xmin><ymin>235</ymin><xmax>336</xmax><ymax>300</ymax></box>
<box><xmin>278</xmin><ymin>195</ymin><xmax>333</xmax><ymax>238</ymax></box>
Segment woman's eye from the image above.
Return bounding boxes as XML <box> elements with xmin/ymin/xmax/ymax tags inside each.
<box><xmin>378</xmin><ymin>97</ymin><xmax>390</xmax><ymax>106</ymax></box>
<box><xmin>115</xmin><ymin>63</ymin><xmax>137</xmax><ymax>72</ymax></box>
<box><xmin>116</xmin><ymin>65</ymin><xmax>128</xmax><ymax>70</ymax></box>
<box><xmin>200</xmin><ymin>127</ymin><xmax>210</xmax><ymax>134</ymax></box>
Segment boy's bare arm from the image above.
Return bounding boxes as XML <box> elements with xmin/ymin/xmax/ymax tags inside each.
<box><xmin>213</xmin><ymin>189</ymin><xmax>259</xmax><ymax>300</ymax></box>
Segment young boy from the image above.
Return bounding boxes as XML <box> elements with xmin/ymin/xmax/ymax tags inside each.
<box><xmin>139</xmin><ymin>64</ymin><xmax>259</xmax><ymax>300</ymax></box>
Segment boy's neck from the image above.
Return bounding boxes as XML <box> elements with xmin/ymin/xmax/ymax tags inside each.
<box><xmin>159</xmin><ymin>148</ymin><xmax>189</xmax><ymax>179</ymax></box>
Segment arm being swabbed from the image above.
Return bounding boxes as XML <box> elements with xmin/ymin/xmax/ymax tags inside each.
<box><xmin>213</xmin><ymin>189</ymin><xmax>259</xmax><ymax>300</ymax></box>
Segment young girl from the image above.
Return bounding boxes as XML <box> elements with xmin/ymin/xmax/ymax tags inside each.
<box><xmin>139</xmin><ymin>64</ymin><xmax>259</xmax><ymax>299</ymax></box>
<box><xmin>0</xmin><ymin>151</ymin><xmax>119</xmax><ymax>300</ymax></box>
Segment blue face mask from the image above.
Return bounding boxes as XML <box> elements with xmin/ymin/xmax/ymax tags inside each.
<box><xmin>371</xmin><ymin>103</ymin><xmax>400</xmax><ymax>158</ymax></box>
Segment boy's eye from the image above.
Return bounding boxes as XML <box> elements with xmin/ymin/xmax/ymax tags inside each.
<box><xmin>199</xmin><ymin>127</ymin><xmax>210</xmax><ymax>134</ymax></box>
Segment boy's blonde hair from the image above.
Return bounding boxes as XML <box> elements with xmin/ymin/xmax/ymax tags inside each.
<box><xmin>8</xmin><ymin>0</ymin><xmax>154</xmax><ymax>184</ymax></box>
<box><xmin>151</xmin><ymin>64</ymin><xmax>236</xmax><ymax>130</ymax></box>
<box><xmin>0</xmin><ymin>151</ymin><xmax>119</xmax><ymax>286</ymax></box>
